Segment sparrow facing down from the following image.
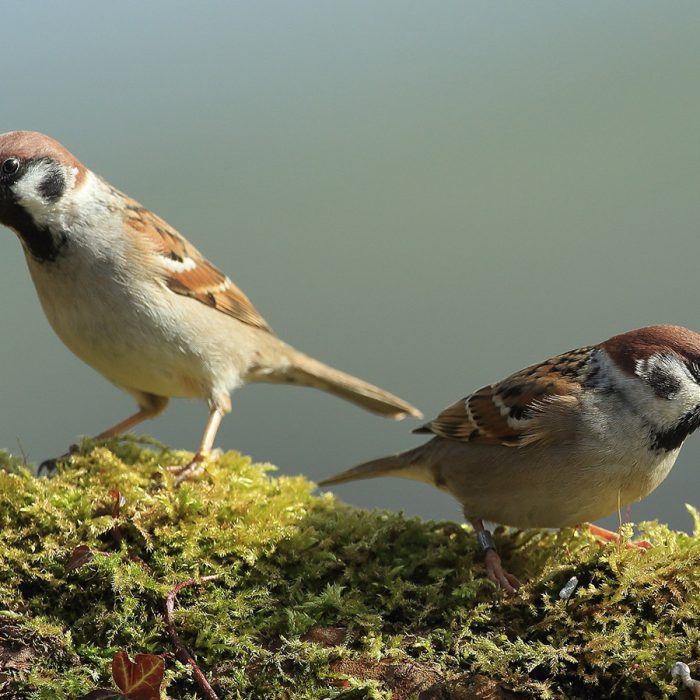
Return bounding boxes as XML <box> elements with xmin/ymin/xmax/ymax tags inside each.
<box><xmin>0</xmin><ymin>131</ymin><xmax>421</xmax><ymax>481</ymax></box>
<box><xmin>321</xmin><ymin>325</ymin><xmax>700</xmax><ymax>592</ymax></box>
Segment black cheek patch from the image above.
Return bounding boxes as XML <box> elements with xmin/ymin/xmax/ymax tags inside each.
<box><xmin>38</xmin><ymin>167</ymin><xmax>66</xmax><ymax>202</ymax></box>
<box><xmin>647</xmin><ymin>363</ymin><xmax>682</xmax><ymax>399</ymax></box>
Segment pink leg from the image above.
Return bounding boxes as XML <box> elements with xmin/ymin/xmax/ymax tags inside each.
<box><xmin>93</xmin><ymin>395</ymin><xmax>169</xmax><ymax>441</ymax></box>
<box><xmin>39</xmin><ymin>394</ymin><xmax>169</xmax><ymax>474</ymax></box>
<box><xmin>469</xmin><ymin>518</ymin><xmax>520</xmax><ymax>594</ymax></box>
<box><xmin>169</xmin><ymin>406</ymin><xmax>225</xmax><ymax>486</ymax></box>
<box><xmin>584</xmin><ymin>523</ymin><xmax>652</xmax><ymax>550</ymax></box>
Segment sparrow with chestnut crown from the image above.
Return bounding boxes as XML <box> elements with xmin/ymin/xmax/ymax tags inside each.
<box><xmin>322</xmin><ymin>325</ymin><xmax>700</xmax><ymax>592</ymax></box>
<box><xmin>0</xmin><ymin>131</ymin><xmax>421</xmax><ymax>482</ymax></box>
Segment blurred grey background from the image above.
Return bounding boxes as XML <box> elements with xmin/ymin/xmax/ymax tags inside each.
<box><xmin>1</xmin><ymin>1</ymin><xmax>699</xmax><ymax>531</ymax></box>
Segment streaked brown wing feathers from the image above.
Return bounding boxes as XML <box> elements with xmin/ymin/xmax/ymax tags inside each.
<box><xmin>122</xmin><ymin>192</ymin><xmax>272</xmax><ymax>332</ymax></box>
<box><xmin>415</xmin><ymin>346</ymin><xmax>592</xmax><ymax>447</ymax></box>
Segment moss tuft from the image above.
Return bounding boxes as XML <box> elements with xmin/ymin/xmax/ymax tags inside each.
<box><xmin>0</xmin><ymin>438</ymin><xmax>698</xmax><ymax>699</ymax></box>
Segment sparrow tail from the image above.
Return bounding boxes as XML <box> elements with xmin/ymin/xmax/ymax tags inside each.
<box><xmin>318</xmin><ymin>454</ymin><xmax>407</xmax><ymax>486</ymax></box>
<box><xmin>279</xmin><ymin>349</ymin><xmax>422</xmax><ymax>420</ymax></box>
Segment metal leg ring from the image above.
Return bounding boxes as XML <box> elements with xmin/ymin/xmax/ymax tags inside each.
<box><xmin>477</xmin><ymin>529</ymin><xmax>496</xmax><ymax>552</ymax></box>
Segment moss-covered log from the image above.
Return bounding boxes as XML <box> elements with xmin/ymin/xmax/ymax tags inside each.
<box><xmin>0</xmin><ymin>439</ymin><xmax>698</xmax><ymax>699</ymax></box>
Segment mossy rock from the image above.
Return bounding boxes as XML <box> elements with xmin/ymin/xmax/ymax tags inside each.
<box><xmin>0</xmin><ymin>438</ymin><xmax>698</xmax><ymax>699</ymax></box>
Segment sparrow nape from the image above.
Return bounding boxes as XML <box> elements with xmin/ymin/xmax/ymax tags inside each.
<box><xmin>321</xmin><ymin>325</ymin><xmax>700</xmax><ymax>592</ymax></box>
<box><xmin>0</xmin><ymin>131</ymin><xmax>421</xmax><ymax>482</ymax></box>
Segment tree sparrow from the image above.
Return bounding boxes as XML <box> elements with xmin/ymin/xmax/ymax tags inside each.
<box><xmin>321</xmin><ymin>325</ymin><xmax>700</xmax><ymax>592</ymax></box>
<box><xmin>0</xmin><ymin>131</ymin><xmax>421</xmax><ymax>482</ymax></box>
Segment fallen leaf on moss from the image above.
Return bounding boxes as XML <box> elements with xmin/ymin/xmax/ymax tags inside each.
<box><xmin>79</xmin><ymin>651</ymin><xmax>164</xmax><ymax>700</ymax></box>
<box><xmin>65</xmin><ymin>544</ymin><xmax>95</xmax><ymax>573</ymax></box>
<box><xmin>112</xmin><ymin>651</ymin><xmax>164</xmax><ymax>700</ymax></box>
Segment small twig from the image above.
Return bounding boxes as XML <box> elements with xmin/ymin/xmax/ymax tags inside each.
<box><xmin>110</xmin><ymin>489</ymin><xmax>125</xmax><ymax>546</ymax></box>
<box><xmin>164</xmin><ymin>575</ymin><xmax>221</xmax><ymax>700</ymax></box>
<box><xmin>672</xmin><ymin>662</ymin><xmax>700</xmax><ymax>697</ymax></box>
<box><xmin>15</xmin><ymin>437</ymin><xmax>29</xmax><ymax>467</ymax></box>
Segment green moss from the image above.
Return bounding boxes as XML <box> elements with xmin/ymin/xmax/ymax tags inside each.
<box><xmin>0</xmin><ymin>439</ymin><xmax>698</xmax><ymax>699</ymax></box>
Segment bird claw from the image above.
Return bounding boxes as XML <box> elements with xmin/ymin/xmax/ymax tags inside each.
<box><xmin>172</xmin><ymin>463</ymin><xmax>206</xmax><ymax>486</ymax></box>
<box><xmin>484</xmin><ymin>548</ymin><xmax>521</xmax><ymax>594</ymax></box>
<box><xmin>37</xmin><ymin>458</ymin><xmax>60</xmax><ymax>476</ymax></box>
<box><xmin>37</xmin><ymin>444</ymin><xmax>79</xmax><ymax>476</ymax></box>
<box><xmin>167</xmin><ymin>458</ymin><xmax>205</xmax><ymax>485</ymax></box>
<box><xmin>167</xmin><ymin>448</ymin><xmax>222</xmax><ymax>486</ymax></box>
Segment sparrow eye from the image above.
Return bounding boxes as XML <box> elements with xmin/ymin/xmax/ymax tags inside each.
<box><xmin>1</xmin><ymin>158</ymin><xmax>19</xmax><ymax>175</ymax></box>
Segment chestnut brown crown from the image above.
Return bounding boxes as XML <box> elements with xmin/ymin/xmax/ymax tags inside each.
<box><xmin>601</xmin><ymin>325</ymin><xmax>700</xmax><ymax>376</ymax></box>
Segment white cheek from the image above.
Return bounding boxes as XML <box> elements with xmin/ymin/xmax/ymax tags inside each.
<box><xmin>633</xmin><ymin>355</ymin><xmax>700</xmax><ymax>428</ymax></box>
<box><xmin>11</xmin><ymin>162</ymin><xmax>78</xmax><ymax>227</ymax></box>
<box><xmin>666</xmin><ymin>375</ymin><xmax>700</xmax><ymax>414</ymax></box>
<box><xmin>12</xmin><ymin>165</ymin><xmax>50</xmax><ymax>215</ymax></box>
<box><xmin>588</xmin><ymin>350</ymin><xmax>700</xmax><ymax>437</ymax></box>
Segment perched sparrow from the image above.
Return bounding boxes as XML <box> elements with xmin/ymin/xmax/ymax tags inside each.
<box><xmin>321</xmin><ymin>325</ymin><xmax>700</xmax><ymax>592</ymax></box>
<box><xmin>0</xmin><ymin>131</ymin><xmax>421</xmax><ymax>482</ymax></box>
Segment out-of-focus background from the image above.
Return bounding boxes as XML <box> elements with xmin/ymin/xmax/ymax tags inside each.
<box><xmin>2</xmin><ymin>2</ymin><xmax>699</xmax><ymax>530</ymax></box>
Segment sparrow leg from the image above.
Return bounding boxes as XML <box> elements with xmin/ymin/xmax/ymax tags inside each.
<box><xmin>93</xmin><ymin>395</ymin><xmax>170</xmax><ymax>441</ymax></box>
<box><xmin>169</xmin><ymin>406</ymin><xmax>226</xmax><ymax>486</ymax></box>
<box><xmin>584</xmin><ymin>523</ymin><xmax>652</xmax><ymax>550</ymax></box>
<box><xmin>469</xmin><ymin>518</ymin><xmax>520</xmax><ymax>594</ymax></box>
<box><xmin>38</xmin><ymin>394</ymin><xmax>168</xmax><ymax>474</ymax></box>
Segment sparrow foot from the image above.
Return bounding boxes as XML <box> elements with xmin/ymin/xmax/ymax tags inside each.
<box><xmin>172</xmin><ymin>462</ymin><xmax>205</xmax><ymax>486</ymax></box>
<box><xmin>37</xmin><ymin>443</ymin><xmax>80</xmax><ymax>476</ymax></box>
<box><xmin>470</xmin><ymin>518</ymin><xmax>521</xmax><ymax>594</ymax></box>
<box><xmin>167</xmin><ymin>448</ymin><xmax>223</xmax><ymax>486</ymax></box>
<box><xmin>585</xmin><ymin>523</ymin><xmax>652</xmax><ymax>550</ymax></box>
<box><xmin>484</xmin><ymin>548</ymin><xmax>521</xmax><ymax>594</ymax></box>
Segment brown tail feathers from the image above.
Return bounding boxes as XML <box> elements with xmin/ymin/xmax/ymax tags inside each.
<box><xmin>318</xmin><ymin>454</ymin><xmax>407</xmax><ymax>487</ymax></box>
<box><xmin>281</xmin><ymin>349</ymin><xmax>422</xmax><ymax>420</ymax></box>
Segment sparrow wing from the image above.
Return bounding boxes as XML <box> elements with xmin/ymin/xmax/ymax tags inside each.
<box><xmin>414</xmin><ymin>346</ymin><xmax>594</xmax><ymax>447</ymax></box>
<box><xmin>123</xmin><ymin>196</ymin><xmax>273</xmax><ymax>332</ymax></box>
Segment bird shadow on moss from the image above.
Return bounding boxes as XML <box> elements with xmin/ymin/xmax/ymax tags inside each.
<box><xmin>0</xmin><ymin>438</ymin><xmax>698</xmax><ymax>699</ymax></box>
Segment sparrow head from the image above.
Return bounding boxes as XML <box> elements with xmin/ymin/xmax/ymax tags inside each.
<box><xmin>0</xmin><ymin>131</ymin><xmax>87</xmax><ymax>262</ymax></box>
<box><xmin>602</xmin><ymin>325</ymin><xmax>700</xmax><ymax>448</ymax></box>
<box><xmin>603</xmin><ymin>325</ymin><xmax>700</xmax><ymax>385</ymax></box>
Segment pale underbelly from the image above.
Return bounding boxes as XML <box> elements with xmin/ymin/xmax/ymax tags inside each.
<box><xmin>28</xmin><ymin>254</ymin><xmax>262</xmax><ymax>401</ymax></box>
<box><xmin>62</xmin><ymin>326</ymin><xmax>211</xmax><ymax>399</ymax></box>
<box><xmin>442</xmin><ymin>450</ymin><xmax>680</xmax><ymax>529</ymax></box>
